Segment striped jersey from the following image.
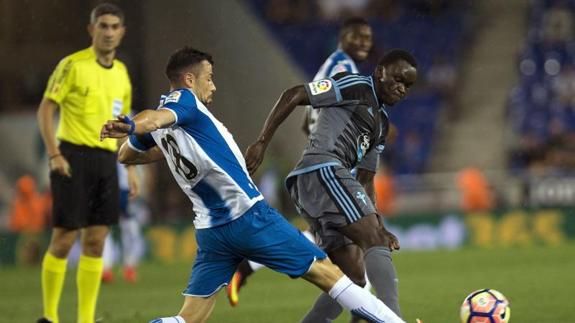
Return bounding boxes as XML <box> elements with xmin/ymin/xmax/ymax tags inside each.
<box><xmin>287</xmin><ymin>72</ymin><xmax>390</xmax><ymax>183</ymax></box>
<box><xmin>128</xmin><ymin>89</ymin><xmax>263</xmax><ymax>229</ymax></box>
<box><xmin>304</xmin><ymin>50</ymin><xmax>359</xmax><ymax>134</ymax></box>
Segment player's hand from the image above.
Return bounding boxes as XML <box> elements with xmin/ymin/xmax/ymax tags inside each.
<box><xmin>245</xmin><ymin>140</ymin><xmax>267</xmax><ymax>175</ymax></box>
<box><xmin>100</xmin><ymin>115</ymin><xmax>132</xmax><ymax>140</ymax></box>
<box><xmin>382</xmin><ymin>228</ymin><xmax>400</xmax><ymax>251</ymax></box>
<box><xmin>126</xmin><ymin>165</ymin><xmax>139</xmax><ymax>199</ymax></box>
<box><xmin>50</xmin><ymin>155</ymin><xmax>72</xmax><ymax>177</ymax></box>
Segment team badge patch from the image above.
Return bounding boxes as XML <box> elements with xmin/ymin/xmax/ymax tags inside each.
<box><xmin>164</xmin><ymin>91</ymin><xmax>182</xmax><ymax>104</ymax></box>
<box><xmin>309</xmin><ymin>79</ymin><xmax>332</xmax><ymax>95</ymax></box>
<box><xmin>112</xmin><ymin>99</ymin><xmax>123</xmax><ymax>117</ymax></box>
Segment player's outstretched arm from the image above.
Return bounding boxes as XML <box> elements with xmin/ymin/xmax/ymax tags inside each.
<box><xmin>245</xmin><ymin>85</ymin><xmax>309</xmax><ymax>174</ymax></box>
<box><xmin>101</xmin><ymin>109</ymin><xmax>176</xmax><ymax>140</ymax></box>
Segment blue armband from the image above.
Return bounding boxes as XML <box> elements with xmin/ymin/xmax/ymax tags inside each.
<box><xmin>121</xmin><ymin>115</ymin><xmax>136</xmax><ymax>135</ymax></box>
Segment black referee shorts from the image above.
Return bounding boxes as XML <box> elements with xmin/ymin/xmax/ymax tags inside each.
<box><xmin>50</xmin><ymin>141</ymin><xmax>119</xmax><ymax>229</ymax></box>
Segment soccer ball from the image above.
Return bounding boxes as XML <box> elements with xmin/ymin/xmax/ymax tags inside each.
<box><xmin>460</xmin><ymin>289</ymin><xmax>511</xmax><ymax>323</ymax></box>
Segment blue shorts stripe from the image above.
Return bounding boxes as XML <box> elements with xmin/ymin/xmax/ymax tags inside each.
<box><xmin>319</xmin><ymin>168</ymin><xmax>357</xmax><ymax>222</ymax></box>
<box><xmin>325</xmin><ymin>167</ymin><xmax>362</xmax><ymax>221</ymax></box>
<box><xmin>320</xmin><ymin>167</ymin><xmax>360</xmax><ymax>222</ymax></box>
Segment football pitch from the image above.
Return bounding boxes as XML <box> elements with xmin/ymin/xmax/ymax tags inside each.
<box><xmin>2</xmin><ymin>243</ymin><xmax>573</xmax><ymax>323</ymax></box>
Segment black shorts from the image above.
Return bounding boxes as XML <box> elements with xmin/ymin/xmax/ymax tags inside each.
<box><xmin>50</xmin><ymin>141</ymin><xmax>119</xmax><ymax>229</ymax></box>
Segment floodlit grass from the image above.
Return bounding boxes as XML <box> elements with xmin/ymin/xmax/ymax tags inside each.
<box><xmin>2</xmin><ymin>243</ymin><xmax>574</xmax><ymax>322</ymax></box>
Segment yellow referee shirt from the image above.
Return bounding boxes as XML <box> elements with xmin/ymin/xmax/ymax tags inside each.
<box><xmin>44</xmin><ymin>47</ymin><xmax>132</xmax><ymax>152</ymax></box>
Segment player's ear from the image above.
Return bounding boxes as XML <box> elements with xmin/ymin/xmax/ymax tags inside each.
<box><xmin>377</xmin><ymin>65</ymin><xmax>386</xmax><ymax>82</ymax></box>
<box><xmin>87</xmin><ymin>23</ymin><xmax>94</xmax><ymax>37</ymax></box>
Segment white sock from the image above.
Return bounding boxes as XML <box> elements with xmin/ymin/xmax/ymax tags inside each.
<box><xmin>328</xmin><ymin>275</ymin><xmax>405</xmax><ymax>323</ymax></box>
<box><xmin>121</xmin><ymin>217</ymin><xmax>143</xmax><ymax>267</ymax></box>
<box><xmin>149</xmin><ymin>315</ymin><xmax>185</xmax><ymax>323</ymax></box>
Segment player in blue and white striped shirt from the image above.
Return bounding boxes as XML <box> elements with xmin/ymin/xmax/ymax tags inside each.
<box><xmin>100</xmin><ymin>46</ymin><xmax>405</xmax><ymax>323</ymax></box>
<box><xmin>303</xmin><ymin>17</ymin><xmax>372</xmax><ymax>136</ymax></box>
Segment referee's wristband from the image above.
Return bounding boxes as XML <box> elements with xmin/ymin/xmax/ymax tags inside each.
<box><xmin>121</xmin><ymin>115</ymin><xmax>136</xmax><ymax>135</ymax></box>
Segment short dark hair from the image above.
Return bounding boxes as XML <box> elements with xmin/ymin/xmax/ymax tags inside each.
<box><xmin>378</xmin><ymin>49</ymin><xmax>418</xmax><ymax>68</ymax></box>
<box><xmin>340</xmin><ymin>17</ymin><xmax>370</xmax><ymax>37</ymax></box>
<box><xmin>90</xmin><ymin>3</ymin><xmax>124</xmax><ymax>24</ymax></box>
<box><xmin>165</xmin><ymin>46</ymin><xmax>214</xmax><ymax>83</ymax></box>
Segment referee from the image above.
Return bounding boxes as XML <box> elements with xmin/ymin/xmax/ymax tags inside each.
<box><xmin>36</xmin><ymin>4</ymin><xmax>137</xmax><ymax>323</ymax></box>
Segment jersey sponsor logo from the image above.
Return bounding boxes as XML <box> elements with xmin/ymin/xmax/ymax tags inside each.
<box><xmin>164</xmin><ymin>91</ymin><xmax>182</xmax><ymax>104</ymax></box>
<box><xmin>309</xmin><ymin>79</ymin><xmax>332</xmax><ymax>95</ymax></box>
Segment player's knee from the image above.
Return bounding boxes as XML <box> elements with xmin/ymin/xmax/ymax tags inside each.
<box><xmin>49</xmin><ymin>236</ymin><xmax>76</xmax><ymax>258</ymax></box>
<box><xmin>82</xmin><ymin>236</ymin><xmax>106</xmax><ymax>256</ymax></box>
<box><xmin>358</xmin><ymin>229</ymin><xmax>391</xmax><ymax>250</ymax></box>
<box><xmin>49</xmin><ymin>242</ymin><xmax>74</xmax><ymax>258</ymax></box>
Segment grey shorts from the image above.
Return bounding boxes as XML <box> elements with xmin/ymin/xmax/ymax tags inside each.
<box><xmin>287</xmin><ymin>165</ymin><xmax>377</xmax><ymax>252</ymax></box>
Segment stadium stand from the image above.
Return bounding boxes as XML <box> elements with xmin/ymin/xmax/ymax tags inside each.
<box><xmin>508</xmin><ymin>0</ymin><xmax>575</xmax><ymax>172</ymax></box>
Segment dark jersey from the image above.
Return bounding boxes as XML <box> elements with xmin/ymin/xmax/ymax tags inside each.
<box><xmin>288</xmin><ymin>72</ymin><xmax>390</xmax><ymax>179</ymax></box>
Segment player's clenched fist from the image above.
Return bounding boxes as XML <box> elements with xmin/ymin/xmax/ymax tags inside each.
<box><xmin>100</xmin><ymin>115</ymin><xmax>133</xmax><ymax>140</ymax></box>
<box><xmin>244</xmin><ymin>140</ymin><xmax>266</xmax><ymax>175</ymax></box>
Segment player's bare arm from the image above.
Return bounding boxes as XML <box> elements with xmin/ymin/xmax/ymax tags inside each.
<box><xmin>118</xmin><ymin>143</ymin><xmax>163</xmax><ymax>165</ymax></box>
<box><xmin>37</xmin><ymin>97</ymin><xmax>72</xmax><ymax>177</ymax></box>
<box><xmin>356</xmin><ymin>168</ymin><xmax>376</xmax><ymax>200</ymax></box>
<box><xmin>245</xmin><ymin>85</ymin><xmax>310</xmax><ymax>174</ymax></box>
<box><xmin>101</xmin><ymin>109</ymin><xmax>176</xmax><ymax>139</ymax></box>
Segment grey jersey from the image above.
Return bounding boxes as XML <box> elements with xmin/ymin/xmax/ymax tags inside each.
<box><xmin>288</xmin><ymin>72</ymin><xmax>390</xmax><ymax>181</ymax></box>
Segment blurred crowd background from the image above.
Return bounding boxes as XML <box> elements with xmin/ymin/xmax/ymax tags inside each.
<box><xmin>0</xmin><ymin>0</ymin><xmax>574</xmax><ymax>265</ymax></box>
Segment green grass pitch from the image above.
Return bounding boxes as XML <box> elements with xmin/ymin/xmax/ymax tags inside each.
<box><xmin>2</xmin><ymin>244</ymin><xmax>573</xmax><ymax>322</ymax></box>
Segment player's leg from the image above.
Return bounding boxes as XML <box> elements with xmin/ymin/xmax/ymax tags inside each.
<box><xmin>301</xmin><ymin>242</ymin><xmax>370</xmax><ymax>322</ymax></box>
<box><xmin>40</xmin><ymin>227</ymin><xmax>78</xmax><ymax>323</ymax></box>
<box><xmin>241</xmin><ymin>202</ymin><xmax>404</xmax><ymax>323</ymax></box>
<box><xmin>150</xmin><ymin>219</ymin><xmax>242</xmax><ymax>322</ymax></box>
<box><xmin>40</xmin><ymin>142</ymin><xmax>88</xmax><ymax>323</ymax></box>
<box><xmin>120</xmin><ymin>215</ymin><xmax>141</xmax><ymax>282</ymax></box>
<box><xmin>119</xmin><ymin>190</ymin><xmax>141</xmax><ymax>283</ymax></box>
<box><xmin>227</xmin><ymin>221</ymin><xmax>316</xmax><ymax>307</ymax></box>
<box><xmin>338</xmin><ymin>213</ymin><xmax>401</xmax><ymax>316</ymax></box>
<box><xmin>302</xmin><ymin>258</ymin><xmax>404</xmax><ymax>323</ymax></box>
<box><xmin>293</xmin><ymin>166</ymin><xmax>401</xmax><ymax>317</ymax></box>
<box><xmin>226</xmin><ymin>258</ymin><xmax>254</xmax><ymax>306</ymax></box>
<box><xmin>101</xmin><ymin>233</ymin><xmax>115</xmax><ymax>283</ymax></box>
<box><xmin>77</xmin><ymin>148</ymin><xmax>120</xmax><ymax>323</ymax></box>
<box><xmin>150</xmin><ymin>294</ymin><xmax>217</xmax><ymax>323</ymax></box>
<box><xmin>78</xmin><ymin>225</ymin><xmax>109</xmax><ymax>323</ymax></box>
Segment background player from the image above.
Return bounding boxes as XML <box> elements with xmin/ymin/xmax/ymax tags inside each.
<box><xmin>102</xmin><ymin>162</ymin><xmax>144</xmax><ymax>283</ymax></box>
<box><xmin>227</xmin><ymin>16</ymin><xmax>374</xmax><ymax>308</ymax></box>
<box><xmin>36</xmin><ymin>3</ymin><xmax>137</xmax><ymax>323</ymax></box>
<box><xmin>244</xmin><ymin>49</ymin><xmax>418</xmax><ymax>321</ymax></box>
<box><xmin>100</xmin><ymin>46</ymin><xmax>405</xmax><ymax>323</ymax></box>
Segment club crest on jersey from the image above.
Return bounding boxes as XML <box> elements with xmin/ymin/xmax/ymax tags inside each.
<box><xmin>164</xmin><ymin>91</ymin><xmax>182</xmax><ymax>104</ymax></box>
<box><xmin>309</xmin><ymin>79</ymin><xmax>332</xmax><ymax>95</ymax></box>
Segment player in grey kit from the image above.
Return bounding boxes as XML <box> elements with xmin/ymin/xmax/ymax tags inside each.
<box><xmin>245</xmin><ymin>49</ymin><xmax>418</xmax><ymax>321</ymax></box>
